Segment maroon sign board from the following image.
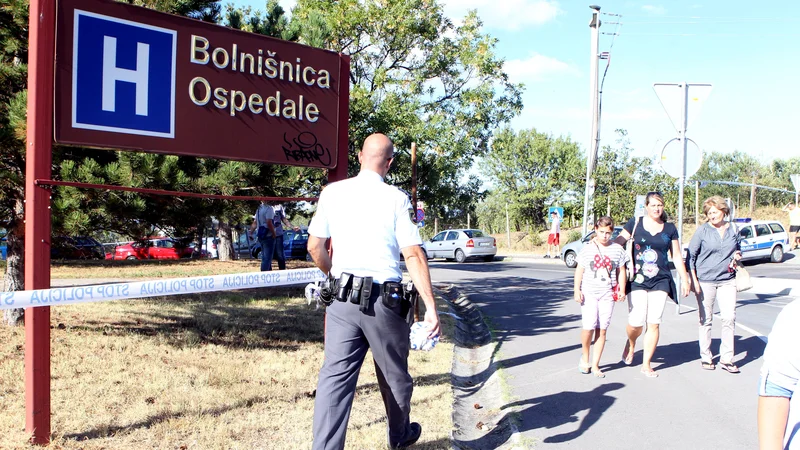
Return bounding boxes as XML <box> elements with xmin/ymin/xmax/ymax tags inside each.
<box><xmin>55</xmin><ymin>0</ymin><xmax>346</xmax><ymax>168</ymax></box>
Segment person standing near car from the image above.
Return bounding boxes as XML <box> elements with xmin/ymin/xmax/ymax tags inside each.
<box><xmin>307</xmin><ymin>133</ymin><xmax>440</xmax><ymax>450</ymax></box>
<box><xmin>251</xmin><ymin>201</ymin><xmax>276</xmax><ymax>271</ymax></box>
<box><xmin>614</xmin><ymin>191</ymin><xmax>691</xmax><ymax>378</ymax></box>
<box><xmin>687</xmin><ymin>195</ymin><xmax>742</xmax><ymax>373</ymax></box>
<box><xmin>782</xmin><ymin>202</ymin><xmax>800</xmax><ymax>251</ymax></box>
<box><xmin>546</xmin><ymin>210</ymin><xmax>561</xmax><ymax>259</ymax></box>
<box><xmin>271</xmin><ymin>203</ymin><xmax>300</xmax><ymax>270</ymax></box>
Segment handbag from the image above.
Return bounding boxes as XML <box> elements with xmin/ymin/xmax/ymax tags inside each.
<box><xmin>735</xmin><ymin>263</ymin><xmax>752</xmax><ymax>292</ymax></box>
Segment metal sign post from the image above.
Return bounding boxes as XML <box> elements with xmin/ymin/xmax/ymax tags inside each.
<box><xmin>653</xmin><ymin>82</ymin><xmax>712</xmax><ymax>245</ymax></box>
<box><xmin>25</xmin><ymin>0</ymin><xmax>56</xmax><ymax>443</ymax></box>
<box><xmin>791</xmin><ymin>174</ymin><xmax>800</xmax><ymax>205</ymax></box>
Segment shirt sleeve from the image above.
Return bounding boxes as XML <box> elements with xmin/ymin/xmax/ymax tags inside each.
<box><xmin>759</xmin><ymin>301</ymin><xmax>800</xmax><ymax>397</ymax></box>
<box><xmin>395</xmin><ymin>192</ymin><xmax>423</xmax><ymax>249</ymax></box>
<box><xmin>623</xmin><ymin>217</ymin><xmax>636</xmax><ymax>235</ymax></box>
<box><xmin>307</xmin><ymin>191</ymin><xmax>331</xmax><ymax>238</ymax></box>
<box><xmin>576</xmin><ymin>245</ymin><xmax>591</xmax><ymax>268</ymax></box>
<box><xmin>687</xmin><ymin>226</ymin><xmax>703</xmax><ymax>271</ymax></box>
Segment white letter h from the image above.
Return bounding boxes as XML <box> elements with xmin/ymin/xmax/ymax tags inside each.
<box><xmin>102</xmin><ymin>36</ymin><xmax>149</xmax><ymax>116</ymax></box>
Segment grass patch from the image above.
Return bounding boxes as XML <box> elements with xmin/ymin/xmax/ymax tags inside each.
<box><xmin>49</xmin><ymin>258</ymin><xmax>315</xmax><ymax>280</ymax></box>
<box><xmin>0</xmin><ymin>266</ymin><xmax>455</xmax><ymax>449</ymax></box>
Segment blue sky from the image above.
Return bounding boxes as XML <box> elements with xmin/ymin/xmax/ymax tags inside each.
<box><xmin>231</xmin><ymin>0</ymin><xmax>798</xmax><ymax>165</ymax></box>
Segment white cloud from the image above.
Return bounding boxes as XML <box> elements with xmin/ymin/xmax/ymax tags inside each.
<box><xmin>279</xmin><ymin>0</ymin><xmax>297</xmax><ymax>12</ymax></box>
<box><xmin>442</xmin><ymin>0</ymin><xmax>562</xmax><ymax>31</ymax></box>
<box><xmin>641</xmin><ymin>5</ymin><xmax>667</xmax><ymax>15</ymax></box>
<box><xmin>504</xmin><ymin>53</ymin><xmax>576</xmax><ymax>83</ymax></box>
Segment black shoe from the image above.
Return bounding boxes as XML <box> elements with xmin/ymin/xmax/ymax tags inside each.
<box><xmin>390</xmin><ymin>422</ymin><xmax>422</xmax><ymax>449</ymax></box>
<box><xmin>544</xmin><ymin>255</ymin><xmax>551</xmax><ymax>258</ymax></box>
<box><xmin>555</xmin><ymin>255</ymin><xmax>561</xmax><ymax>259</ymax></box>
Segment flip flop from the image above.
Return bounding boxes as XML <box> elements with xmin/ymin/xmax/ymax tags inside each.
<box><xmin>640</xmin><ymin>368</ymin><xmax>658</xmax><ymax>378</ymax></box>
<box><xmin>593</xmin><ymin>369</ymin><xmax>606</xmax><ymax>378</ymax></box>
<box><xmin>621</xmin><ymin>344</ymin><xmax>633</xmax><ymax>365</ymax></box>
<box><xmin>578</xmin><ymin>359</ymin><xmax>591</xmax><ymax>374</ymax></box>
<box><xmin>701</xmin><ymin>361</ymin><xmax>716</xmax><ymax>370</ymax></box>
<box><xmin>719</xmin><ymin>362</ymin><xmax>740</xmax><ymax>374</ymax></box>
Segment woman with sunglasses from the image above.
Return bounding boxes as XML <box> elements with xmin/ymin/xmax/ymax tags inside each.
<box><xmin>687</xmin><ymin>196</ymin><xmax>742</xmax><ymax>373</ymax></box>
<box><xmin>615</xmin><ymin>191</ymin><xmax>691</xmax><ymax>378</ymax></box>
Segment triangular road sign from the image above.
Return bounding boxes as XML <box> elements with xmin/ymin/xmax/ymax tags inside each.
<box><xmin>653</xmin><ymin>83</ymin><xmax>712</xmax><ymax>132</ymax></box>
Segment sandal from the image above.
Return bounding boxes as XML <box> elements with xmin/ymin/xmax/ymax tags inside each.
<box><xmin>578</xmin><ymin>359</ymin><xmax>591</xmax><ymax>374</ymax></box>
<box><xmin>593</xmin><ymin>368</ymin><xmax>606</xmax><ymax>378</ymax></box>
<box><xmin>621</xmin><ymin>344</ymin><xmax>634</xmax><ymax>365</ymax></box>
<box><xmin>701</xmin><ymin>361</ymin><xmax>716</xmax><ymax>370</ymax></box>
<box><xmin>719</xmin><ymin>362</ymin><xmax>740</xmax><ymax>374</ymax></box>
<box><xmin>640</xmin><ymin>368</ymin><xmax>658</xmax><ymax>378</ymax></box>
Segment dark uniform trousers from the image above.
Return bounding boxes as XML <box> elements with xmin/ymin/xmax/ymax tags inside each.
<box><xmin>312</xmin><ymin>283</ymin><xmax>414</xmax><ymax>450</ymax></box>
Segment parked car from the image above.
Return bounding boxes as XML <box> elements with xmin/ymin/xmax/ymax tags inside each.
<box><xmin>112</xmin><ymin>237</ymin><xmax>195</xmax><ymax>260</ymax></box>
<box><xmin>734</xmin><ymin>219</ymin><xmax>788</xmax><ymax>263</ymax></box>
<box><xmin>0</xmin><ymin>237</ymin><xmax>6</xmax><ymax>260</ymax></box>
<box><xmin>51</xmin><ymin>236</ymin><xmax>105</xmax><ymax>260</ymax></box>
<box><xmin>423</xmin><ymin>229</ymin><xmax>496</xmax><ymax>263</ymax></box>
<box><xmin>561</xmin><ymin>226</ymin><xmax>624</xmax><ymax>269</ymax></box>
<box><xmin>250</xmin><ymin>229</ymin><xmax>311</xmax><ymax>261</ymax></box>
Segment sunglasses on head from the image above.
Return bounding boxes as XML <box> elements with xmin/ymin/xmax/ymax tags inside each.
<box><xmin>646</xmin><ymin>191</ymin><xmax>663</xmax><ymax>197</ymax></box>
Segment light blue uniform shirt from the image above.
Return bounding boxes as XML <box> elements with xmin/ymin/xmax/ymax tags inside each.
<box><xmin>308</xmin><ymin>170</ymin><xmax>422</xmax><ymax>284</ymax></box>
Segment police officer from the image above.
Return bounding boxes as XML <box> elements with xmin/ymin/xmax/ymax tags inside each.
<box><xmin>307</xmin><ymin>133</ymin><xmax>440</xmax><ymax>449</ymax></box>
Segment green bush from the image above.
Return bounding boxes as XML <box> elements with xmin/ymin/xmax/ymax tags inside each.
<box><xmin>529</xmin><ymin>232</ymin><xmax>543</xmax><ymax>246</ymax></box>
<box><xmin>565</xmin><ymin>230</ymin><xmax>582</xmax><ymax>245</ymax></box>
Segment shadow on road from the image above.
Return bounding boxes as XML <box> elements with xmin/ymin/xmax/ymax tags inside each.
<box><xmin>502</xmin><ymin>382</ymin><xmax>625</xmax><ymax>443</ymax></box>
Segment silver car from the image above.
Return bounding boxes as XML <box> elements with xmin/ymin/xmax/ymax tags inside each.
<box><xmin>561</xmin><ymin>226</ymin><xmax>623</xmax><ymax>269</ymax></box>
<box><xmin>423</xmin><ymin>229</ymin><xmax>496</xmax><ymax>263</ymax></box>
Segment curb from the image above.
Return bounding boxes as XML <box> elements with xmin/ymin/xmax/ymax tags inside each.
<box><xmin>436</xmin><ymin>285</ymin><xmax>523</xmax><ymax>450</ymax></box>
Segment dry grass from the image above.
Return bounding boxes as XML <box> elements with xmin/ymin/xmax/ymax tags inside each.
<box><xmin>0</xmin><ymin>274</ymin><xmax>455</xmax><ymax>449</ymax></box>
<box><xmin>48</xmin><ymin>258</ymin><xmax>316</xmax><ymax>280</ymax></box>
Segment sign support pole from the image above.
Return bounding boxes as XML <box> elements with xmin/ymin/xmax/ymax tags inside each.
<box><xmin>329</xmin><ymin>54</ymin><xmax>351</xmax><ymax>183</ymax></box>
<box><xmin>25</xmin><ymin>0</ymin><xmax>56</xmax><ymax>443</ymax></box>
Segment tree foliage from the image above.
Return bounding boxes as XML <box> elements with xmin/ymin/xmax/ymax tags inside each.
<box><xmin>291</xmin><ymin>0</ymin><xmax>523</xmax><ymax>222</ymax></box>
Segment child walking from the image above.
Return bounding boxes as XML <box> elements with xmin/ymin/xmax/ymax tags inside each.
<box><xmin>574</xmin><ymin>216</ymin><xmax>629</xmax><ymax>378</ymax></box>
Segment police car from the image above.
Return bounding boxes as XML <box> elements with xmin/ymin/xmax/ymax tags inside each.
<box><xmin>734</xmin><ymin>219</ymin><xmax>789</xmax><ymax>263</ymax></box>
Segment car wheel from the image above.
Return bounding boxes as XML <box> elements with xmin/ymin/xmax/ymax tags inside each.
<box><xmin>770</xmin><ymin>245</ymin><xmax>784</xmax><ymax>263</ymax></box>
<box><xmin>253</xmin><ymin>248</ymin><xmax>261</xmax><ymax>259</ymax></box>
<box><xmin>455</xmin><ymin>249</ymin><xmax>467</xmax><ymax>263</ymax></box>
<box><xmin>306</xmin><ymin>252</ymin><xmax>313</xmax><ymax>262</ymax></box>
<box><xmin>126</xmin><ymin>255</ymin><xmax>137</xmax><ymax>260</ymax></box>
<box><xmin>483</xmin><ymin>255</ymin><xmax>494</xmax><ymax>262</ymax></box>
<box><xmin>564</xmin><ymin>251</ymin><xmax>578</xmax><ymax>268</ymax></box>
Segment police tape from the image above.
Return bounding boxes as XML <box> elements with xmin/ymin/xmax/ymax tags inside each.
<box><xmin>0</xmin><ymin>268</ymin><xmax>327</xmax><ymax>310</ymax></box>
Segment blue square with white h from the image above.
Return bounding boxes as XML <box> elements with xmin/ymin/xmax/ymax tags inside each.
<box><xmin>72</xmin><ymin>10</ymin><xmax>176</xmax><ymax>138</ymax></box>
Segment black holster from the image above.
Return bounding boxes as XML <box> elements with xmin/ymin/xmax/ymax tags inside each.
<box><xmin>402</xmin><ymin>281</ymin><xmax>419</xmax><ymax>326</ymax></box>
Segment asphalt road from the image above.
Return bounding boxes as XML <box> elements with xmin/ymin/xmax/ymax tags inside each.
<box><xmin>427</xmin><ymin>258</ymin><xmax>800</xmax><ymax>449</ymax></box>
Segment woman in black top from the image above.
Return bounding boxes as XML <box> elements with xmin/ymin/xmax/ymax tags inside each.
<box><xmin>615</xmin><ymin>192</ymin><xmax>690</xmax><ymax>378</ymax></box>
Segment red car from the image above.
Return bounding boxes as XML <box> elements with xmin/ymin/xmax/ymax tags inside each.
<box><xmin>112</xmin><ymin>238</ymin><xmax>194</xmax><ymax>260</ymax></box>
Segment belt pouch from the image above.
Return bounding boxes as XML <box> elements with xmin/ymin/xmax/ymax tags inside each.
<box><xmin>382</xmin><ymin>282</ymin><xmax>403</xmax><ymax>308</ymax></box>
<box><xmin>359</xmin><ymin>277</ymin><xmax>373</xmax><ymax>312</ymax></box>
<box><xmin>336</xmin><ymin>273</ymin><xmax>353</xmax><ymax>302</ymax></box>
<box><xmin>349</xmin><ymin>276</ymin><xmax>364</xmax><ymax>304</ymax></box>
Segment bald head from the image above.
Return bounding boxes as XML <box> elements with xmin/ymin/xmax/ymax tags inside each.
<box><xmin>358</xmin><ymin>133</ymin><xmax>394</xmax><ymax>177</ymax></box>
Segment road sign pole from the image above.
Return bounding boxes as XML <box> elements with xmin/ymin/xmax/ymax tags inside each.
<box><xmin>677</xmin><ymin>82</ymin><xmax>689</xmax><ymax>246</ymax></box>
<box><xmin>25</xmin><ymin>0</ymin><xmax>56</xmax><ymax>443</ymax></box>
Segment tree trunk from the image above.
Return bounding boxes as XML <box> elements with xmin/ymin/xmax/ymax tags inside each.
<box><xmin>218</xmin><ymin>221</ymin><xmax>234</xmax><ymax>261</ymax></box>
<box><xmin>4</xmin><ymin>215</ymin><xmax>25</xmax><ymax>326</ymax></box>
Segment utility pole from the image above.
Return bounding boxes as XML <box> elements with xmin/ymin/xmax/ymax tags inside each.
<box><xmin>582</xmin><ymin>5</ymin><xmax>601</xmax><ymax>236</ymax></box>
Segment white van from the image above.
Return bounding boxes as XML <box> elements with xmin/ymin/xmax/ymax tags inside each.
<box><xmin>734</xmin><ymin>219</ymin><xmax>789</xmax><ymax>263</ymax></box>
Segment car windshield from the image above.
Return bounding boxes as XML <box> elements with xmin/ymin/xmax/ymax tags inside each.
<box><xmin>463</xmin><ymin>230</ymin><xmax>485</xmax><ymax>238</ymax></box>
